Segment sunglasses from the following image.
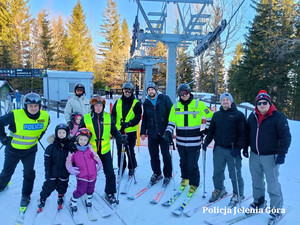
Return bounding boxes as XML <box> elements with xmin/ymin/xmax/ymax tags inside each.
<box><xmin>76</xmin><ymin>89</ymin><xmax>84</xmax><ymax>92</ymax></box>
<box><xmin>180</xmin><ymin>90</ymin><xmax>190</xmax><ymax>96</ymax></box>
<box><xmin>123</xmin><ymin>89</ymin><xmax>133</xmax><ymax>94</ymax></box>
<box><xmin>257</xmin><ymin>101</ymin><xmax>268</xmax><ymax>106</ymax></box>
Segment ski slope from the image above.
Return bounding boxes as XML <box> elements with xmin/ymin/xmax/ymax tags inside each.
<box><xmin>0</xmin><ymin>98</ymin><xmax>298</xmax><ymax>225</ymax></box>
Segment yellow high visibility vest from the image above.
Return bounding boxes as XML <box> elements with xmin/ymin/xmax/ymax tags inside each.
<box><xmin>11</xmin><ymin>109</ymin><xmax>49</xmax><ymax>149</ymax></box>
<box><xmin>115</xmin><ymin>98</ymin><xmax>138</xmax><ymax>133</ymax></box>
<box><xmin>84</xmin><ymin>113</ymin><xmax>111</xmax><ymax>154</ymax></box>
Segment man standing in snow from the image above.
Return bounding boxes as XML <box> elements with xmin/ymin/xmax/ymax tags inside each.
<box><xmin>163</xmin><ymin>83</ymin><xmax>213</xmax><ymax>196</ymax></box>
<box><xmin>0</xmin><ymin>93</ymin><xmax>50</xmax><ymax>207</ymax></box>
<box><xmin>203</xmin><ymin>93</ymin><xmax>247</xmax><ymax>206</ymax></box>
<box><xmin>140</xmin><ymin>81</ymin><xmax>173</xmax><ymax>186</ymax></box>
<box><xmin>245</xmin><ymin>90</ymin><xmax>291</xmax><ymax>224</ymax></box>
<box><xmin>64</xmin><ymin>84</ymin><xmax>90</xmax><ymax>122</ymax></box>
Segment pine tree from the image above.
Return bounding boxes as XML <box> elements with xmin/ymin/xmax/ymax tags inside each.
<box><xmin>177</xmin><ymin>49</ymin><xmax>194</xmax><ymax>88</ymax></box>
<box><xmin>65</xmin><ymin>0</ymin><xmax>95</xmax><ymax>72</ymax></box>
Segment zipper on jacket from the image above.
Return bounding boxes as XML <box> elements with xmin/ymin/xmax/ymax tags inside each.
<box><xmin>83</xmin><ymin>151</ymin><xmax>90</xmax><ymax>180</ymax></box>
<box><xmin>97</xmin><ymin>114</ymin><xmax>101</xmax><ymax>153</ymax></box>
<box><xmin>254</xmin><ymin>113</ymin><xmax>260</xmax><ymax>155</ymax></box>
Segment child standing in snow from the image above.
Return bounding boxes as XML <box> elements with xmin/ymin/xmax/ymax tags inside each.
<box><xmin>66</xmin><ymin>128</ymin><xmax>101</xmax><ymax>213</ymax></box>
<box><xmin>38</xmin><ymin>124</ymin><xmax>72</xmax><ymax>212</ymax></box>
<box><xmin>67</xmin><ymin>112</ymin><xmax>83</xmax><ymax>137</ymax></box>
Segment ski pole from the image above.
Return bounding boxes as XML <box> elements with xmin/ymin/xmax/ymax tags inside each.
<box><xmin>231</xmin><ymin>143</ymin><xmax>241</xmax><ymax>208</ymax></box>
<box><xmin>39</xmin><ymin>140</ymin><xmax>46</xmax><ymax>151</ymax></box>
<box><xmin>170</xmin><ymin>140</ymin><xmax>176</xmax><ymax>191</ymax></box>
<box><xmin>0</xmin><ymin>144</ymin><xmax>4</xmax><ymax>151</ymax></box>
<box><xmin>111</xmin><ymin>138</ymin><xmax>115</xmax><ymax>167</ymax></box>
<box><xmin>202</xmin><ymin>140</ymin><xmax>207</xmax><ymax>199</ymax></box>
<box><xmin>117</xmin><ymin>143</ymin><xmax>126</xmax><ymax>202</ymax></box>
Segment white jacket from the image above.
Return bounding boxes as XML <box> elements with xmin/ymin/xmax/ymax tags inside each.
<box><xmin>64</xmin><ymin>95</ymin><xmax>91</xmax><ymax>122</ymax></box>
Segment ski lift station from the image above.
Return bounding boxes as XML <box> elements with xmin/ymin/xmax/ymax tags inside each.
<box><xmin>43</xmin><ymin>70</ymin><xmax>94</xmax><ymax>101</ymax></box>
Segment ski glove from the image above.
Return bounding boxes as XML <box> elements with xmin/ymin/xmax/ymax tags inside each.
<box><xmin>121</xmin><ymin>122</ymin><xmax>130</xmax><ymax>129</ymax></box>
<box><xmin>199</xmin><ymin>128</ymin><xmax>208</xmax><ymax>139</ymax></box>
<box><xmin>163</xmin><ymin>131</ymin><xmax>173</xmax><ymax>144</ymax></box>
<box><xmin>202</xmin><ymin>143</ymin><xmax>208</xmax><ymax>152</ymax></box>
<box><xmin>67</xmin><ymin>121</ymin><xmax>74</xmax><ymax>130</ymax></box>
<box><xmin>96</xmin><ymin>161</ymin><xmax>102</xmax><ymax>172</ymax></box>
<box><xmin>243</xmin><ymin>148</ymin><xmax>249</xmax><ymax>158</ymax></box>
<box><xmin>0</xmin><ymin>136</ymin><xmax>9</xmax><ymax>146</ymax></box>
<box><xmin>121</xmin><ymin>134</ymin><xmax>128</xmax><ymax>145</ymax></box>
<box><xmin>67</xmin><ymin>166</ymin><xmax>80</xmax><ymax>175</ymax></box>
<box><xmin>275</xmin><ymin>153</ymin><xmax>285</xmax><ymax>165</ymax></box>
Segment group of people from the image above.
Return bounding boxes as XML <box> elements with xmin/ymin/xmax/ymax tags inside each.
<box><xmin>0</xmin><ymin>81</ymin><xmax>291</xmax><ymax>224</ymax></box>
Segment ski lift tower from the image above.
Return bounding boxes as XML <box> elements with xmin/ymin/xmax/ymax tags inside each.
<box><xmin>131</xmin><ymin>0</ymin><xmax>215</xmax><ymax>101</ymax></box>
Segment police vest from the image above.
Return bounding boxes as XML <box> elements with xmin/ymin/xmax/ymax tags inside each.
<box><xmin>84</xmin><ymin>113</ymin><xmax>111</xmax><ymax>154</ymax></box>
<box><xmin>166</xmin><ymin>99</ymin><xmax>213</xmax><ymax>148</ymax></box>
<box><xmin>115</xmin><ymin>98</ymin><xmax>138</xmax><ymax>133</ymax></box>
<box><xmin>10</xmin><ymin>109</ymin><xmax>49</xmax><ymax>150</ymax></box>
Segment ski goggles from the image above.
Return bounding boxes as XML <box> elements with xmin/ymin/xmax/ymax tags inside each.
<box><xmin>123</xmin><ymin>88</ymin><xmax>133</xmax><ymax>94</ymax></box>
<box><xmin>75</xmin><ymin>88</ymin><xmax>84</xmax><ymax>93</ymax></box>
<box><xmin>256</xmin><ymin>101</ymin><xmax>268</xmax><ymax>106</ymax></box>
<box><xmin>76</xmin><ymin>128</ymin><xmax>92</xmax><ymax>138</ymax></box>
<box><xmin>179</xmin><ymin>90</ymin><xmax>190</xmax><ymax>96</ymax></box>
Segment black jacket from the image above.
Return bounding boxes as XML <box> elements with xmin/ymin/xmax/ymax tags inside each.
<box><xmin>247</xmin><ymin>109</ymin><xmax>291</xmax><ymax>155</ymax></box>
<box><xmin>141</xmin><ymin>94</ymin><xmax>173</xmax><ymax>139</ymax></box>
<box><xmin>80</xmin><ymin>111</ymin><xmax>122</xmax><ymax>153</ymax></box>
<box><xmin>111</xmin><ymin>94</ymin><xmax>142</xmax><ymax>134</ymax></box>
<box><xmin>44</xmin><ymin>138</ymin><xmax>71</xmax><ymax>179</ymax></box>
<box><xmin>205</xmin><ymin>103</ymin><xmax>247</xmax><ymax>150</ymax></box>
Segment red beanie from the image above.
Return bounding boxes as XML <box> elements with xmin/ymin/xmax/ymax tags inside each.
<box><xmin>255</xmin><ymin>90</ymin><xmax>271</xmax><ymax>104</ymax></box>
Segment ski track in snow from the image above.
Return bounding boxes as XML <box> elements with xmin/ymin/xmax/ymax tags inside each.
<box><xmin>0</xmin><ymin>98</ymin><xmax>298</xmax><ymax>225</ymax></box>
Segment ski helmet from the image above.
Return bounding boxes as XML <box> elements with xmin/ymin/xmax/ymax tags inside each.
<box><xmin>74</xmin><ymin>83</ymin><xmax>85</xmax><ymax>94</ymax></box>
<box><xmin>75</xmin><ymin>128</ymin><xmax>92</xmax><ymax>143</ymax></box>
<box><xmin>177</xmin><ymin>83</ymin><xmax>191</xmax><ymax>96</ymax></box>
<box><xmin>24</xmin><ymin>93</ymin><xmax>42</xmax><ymax>109</ymax></box>
<box><xmin>122</xmin><ymin>82</ymin><xmax>134</xmax><ymax>90</ymax></box>
<box><xmin>55</xmin><ymin>123</ymin><xmax>70</xmax><ymax>139</ymax></box>
<box><xmin>146</xmin><ymin>81</ymin><xmax>157</xmax><ymax>91</ymax></box>
<box><xmin>70</xmin><ymin>112</ymin><xmax>83</xmax><ymax>123</ymax></box>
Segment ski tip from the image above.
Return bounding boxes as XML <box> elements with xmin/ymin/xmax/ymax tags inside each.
<box><xmin>127</xmin><ymin>196</ymin><xmax>135</xmax><ymax>200</ymax></box>
<box><xmin>150</xmin><ymin>200</ymin><xmax>158</xmax><ymax>204</ymax></box>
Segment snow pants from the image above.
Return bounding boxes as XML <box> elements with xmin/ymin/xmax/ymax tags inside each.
<box><xmin>97</xmin><ymin>151</ymin><xmax>116</xmax><ymax>194</ymax></box>
<box><xmin>40</xmin><ymin>177</ymin><xmax>69</xmax><ymax>200</ymax></box>
<box><xmin>0</xmin><ymin>146</ymin><xmax>36</xmax><ymax>196</ymax></box>
<box><xmin>212</xmin><ymin>146</ymin><xmax>244</xmax><ymax>196</ymax></box>
<box><xmin>177</xmin><ymin>146</ymin><xmax>200</xmax><ymax>187</ymax></box>
<box><xmin>73</xmin><ymin>179</ymin><xmax>96</xmax><ymax>198</ymax></box>
<box><xmin>249</xmin><ymin>151</ymin><xmax>283</xmax><ymax>209</ymax></box>
<box><xmin>117</xmin><ymin>132</ymin><xmax>137</xmax><ymax>171</ymax></box>
<box><xmin>148</xmin><ymin>136</ymin><xmax>172</xmax><ymax>178</ymax></box>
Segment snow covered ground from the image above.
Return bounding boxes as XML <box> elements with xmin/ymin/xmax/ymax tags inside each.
<box><xmin>0</xmin><ymin>98</ymin><xmax>298</xmax><ymax>225</ymax></box>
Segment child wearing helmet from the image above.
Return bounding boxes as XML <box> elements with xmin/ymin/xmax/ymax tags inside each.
<box><xmin>65</xmin><ymin>128</ymin><xmax>101</xmax><ymax>214</ymax></box>
<box><xmin>68</xmin><ymin>112</ymin><xmax>83</xmax><ymax>137</ymax></box>
<box><xmin>37</xmin><ymin>124</ymin><xmax>72</xmax><ymax>213</ymax></box>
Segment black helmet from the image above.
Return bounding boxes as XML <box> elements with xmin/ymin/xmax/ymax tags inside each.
<box><xmin>74</xmin><ymin>83</ymin><xmax>85</xmax><ymax>94</ymax></box>
<box><xmin>70</xmin><ymin>112</ymin><xmax>83</xmax><ymax>123</ymax></box>
<box><xmin>122</xmin><ymin>82</ymin><xmax>134</xmax><ymax>90</ymax></box>
<box><xmin>146</xmin><ymin>81</ymin><xmax>157</xmax><ymax>91</ymax></box>
<box><xmin>24</xmin><ymin>93</ymin><xmax>42</xmax><ymax>109</ymax></box>
<box><xmin>55</xmin><ymin>123</ymin><xmax>70</xmax><ymax>139</ymax></box>
<box><xmin>177</xmin><ymin>83</ymin><xmax>191</xmax><ymax>96</ymax></box>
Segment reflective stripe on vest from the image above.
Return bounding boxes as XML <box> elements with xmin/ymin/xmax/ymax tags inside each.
<box><xmin>84</xmin><ymin>113</ymin><xmax>111</xmax><ymax>154</ymax></box>
<box><xmin>11</xmin><ymin>109</ymin><xmax>49</xmax><ymax>149</ymax></box>
<box><xmin>115</xmin><ymin>98</ymin><xmax>138</xmax><ymax>133</ymax></box>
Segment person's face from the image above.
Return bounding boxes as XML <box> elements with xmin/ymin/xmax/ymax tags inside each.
<box><xmin>75</xmin><ymin>116</ymin><xmax>82</xmax><ymax>125</ymax></box>
<box><xmin>221</xmin><ymin>97</ymin><xmax>232</xmax><ymax>110</ymax></box>
<box><xmin>77</xmin><ymin>135</ymin><xmax>89</xmax><ymax>146</ymax></box>
<box><xmin>147</xmin><ymin>88</ymin><xmax>156</xmax><ymax>99</ymax></box>
<box><xmin>27</xmin><ymin>104</ymin><xmax>39</xmax><ymax>114</ymax></box>
<box><xmin>57</xmin><ymin>129</ymin><xmax>67</xmax><ymax>139</ymax></box>
<box><xmin>76</xmin><ymin>88</ymin><xmax>84</xmax><ymax>95</ymax></box>
<box><xmin>179</xmin><ymin>90</ymin><xmax>190</xmax><ymax>101</ymax></box>
<box><xmin>123</xmin><ymin>89</ymin><xmax>132</xmax><ymax>98</ymax></box>
<box><xmin>94</xmin><ymin>103</ymin><xmax>103</xmax><ymax>113</ymax></box>
<box><xmin>256</xmin><ymin>100</ymin><xmax>270</xmax><ymax>115</ymax></box>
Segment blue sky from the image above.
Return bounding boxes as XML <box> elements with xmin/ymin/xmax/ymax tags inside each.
<box><xmin>28</xmin><ymin>0</ymin><xmax>256</xmax><ymax>65</ymax></box>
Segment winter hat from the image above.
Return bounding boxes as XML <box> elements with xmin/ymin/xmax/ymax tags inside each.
<box><xmin>220</xmin><ymin>92</ymin><xmax>234</xmax><ymax>102</ymax></box>
<box><xmin>146</xmin><ymin>81</ymin><xmax>157</xmax><ymax>92</ymax></box>
<box><xmin>70</xmin><ymin>112</ymin><xmax>82</xmax><ymax>123</ymax></box>
<box><xmin>255</xmin><ymin>90</ymin><xmax>271</xmax><ymax>105</ymax></box>
<box><xmin>90</xmin><ymin>96</ymin><xmax>106</xmax><ymax>111</ymax></box>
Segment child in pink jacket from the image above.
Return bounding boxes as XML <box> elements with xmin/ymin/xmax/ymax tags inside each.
<box><xmin>67</xmin><ymin>112</ymin><xmax>82</xmax><ymax>137</ymax></box>
<box><xmin>66</xmin><ymin>128</ymin><xmax>101</xmax><ymax>213</ymax></box>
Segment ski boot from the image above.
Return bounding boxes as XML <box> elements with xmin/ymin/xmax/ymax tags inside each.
<box><xmin>105</xmin><ymin>193</ymin><xmax>119</xmax><ymax>205</ymax></box>
<box><xmin>69</xmin><ymin>197</ymin><xmax>78</xmax><ymax>213</ymax></box>
<box><xmin>150</xmin><ymin>174</ymin><xmax>163</xmax><ymax>185</ymax></box>
<box><xmin>85</xmin><ymin>194</ymin><xmax>93</xmax><ymax>208</ymax></box>
<box><xmin>37</xmin><ymin>198</ymin><xmax>46</xmax><ymax>213</ymax></box>
<box><xmin>162</xmin><ymin>177</ymin><xmax>171</xmax><ymax>187</ymax></box>
<box><xmin>187</xmin><ymin>185</ymin><xmax>197</xmax><ymax>197</ymax></box>
<box><xmin>20</xmin><ymin>195</ymin><xmax>31</xmax><ymax>207</ymax></box>
<box><xmin>57</xmin><ymin>194</ymin><xmax>64</xmax><ymax>210</ymax></box>
<box><xmin>228</xmin><ymin>194</ymin><xmax>245</xmax><ymax>208</ymax></box>
<box><xmin>268</xmin><ymin>212</ymin><xmax>282</xmax><ymax>225</ymax></box>
<box><xmin>245</xmin><ymin>197</ymin><xmax>267</xmax><ymax>215</ymax></box>
<box><xmin>209</xmin><ymin>188</ymin><xmax>227</xmax><ymax>202</ymax></box>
